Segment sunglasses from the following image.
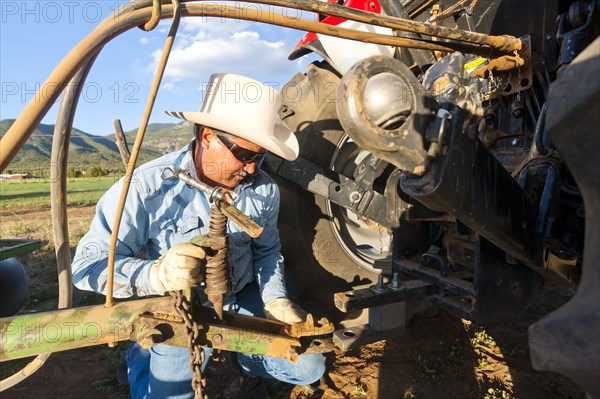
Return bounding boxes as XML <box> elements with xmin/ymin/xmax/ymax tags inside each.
<box><xmin>216</xmin><ymin>134</ymin><xmax>266</xmax><ymax>164</ymax></box>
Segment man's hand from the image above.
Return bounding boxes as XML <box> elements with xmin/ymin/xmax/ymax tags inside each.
<box><xmin>264</xmin><ymin>298</ymin><xmax>308</xmax><ymax>324</ymax></box>
<box><xmin>149</xmin><ymin>243</ymin><xmax>206</xmax><ymax>294</ymax></box>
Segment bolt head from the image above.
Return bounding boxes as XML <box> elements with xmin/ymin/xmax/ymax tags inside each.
<box><xmin>288</xmin><ymin>349</ymin><xmax>299</xmax><ymax>362</ymax></box>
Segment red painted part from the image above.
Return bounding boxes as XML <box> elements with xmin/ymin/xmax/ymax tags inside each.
<box><xmin>295</xmin><ymin>31</ymin><xmax>319</xmax><ymax>48</ymax></box>
<box><xmin>289</xmin><ymin>0</ymin><xmax>381</xmax><ymax>57</ymax></box>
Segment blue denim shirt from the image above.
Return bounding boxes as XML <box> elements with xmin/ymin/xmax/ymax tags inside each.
<box><xmin>71</xmin><ymin>141</ymin><xmax>287</xmax><ymax>305</ymax></box>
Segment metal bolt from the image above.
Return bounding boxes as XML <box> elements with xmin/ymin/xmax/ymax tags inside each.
<box><xmin>483</xmin><ymin>109</ymin><xmax>496</xmax><ymax>123</ymax></box>
<box><xmin>288</xmin><ymin>349</ymin><xmax>299</xmax><ymax>362</ymax></box>
<box><xmin>511</xmin><ymin>100</ymin><xmax>525</xmax><ymax>119</ymax></box>
<box><xmin>511</xmin><ymin>138</ymin><xmax>521</xmax><ymax>147</ymax></box>
<box><xmin>512</xmin><ymin>108</ymin><xmax>525</xmax><ymax>119</ymax></box>
<box><xmin>371</xmin><ymin>274</ymin><xmax>387</xmax><ymax>293</ymax></box>
<box><xmin>389</xmin><ymin>272</ymin><xmax>405</xmax><ymax>291</ymax></box>
<box><xmin>212</xmin><ymin>334</ymin><xmax>223</xmax><ymax>344</ymax></box>
<box><xmin>349</xmin><ymin>191</ymin><xmax>361</xmax><ymax>203</ymax></box>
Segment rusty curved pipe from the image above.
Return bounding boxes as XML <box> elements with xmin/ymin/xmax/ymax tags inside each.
<box><xmin>0</xmin><ymin>54</ymin><xmax>101</xmax><ymax>393</ymax></box>
<box><xmin>142</xmin><ymin>0</ymin><xmax>162</xmax><ymax>31</ymax></box>
<box><xmin>0</xmin><ymin>0</ymin><xmax>522</xmax><ymax>173</ymax></box>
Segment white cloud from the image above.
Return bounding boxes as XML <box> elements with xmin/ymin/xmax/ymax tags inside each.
<box><xmin>139</xmin><ymin>37</ymin><xmax>149</xmax><ymax>45</ymax></box>
<box><xmin>163</xmin><ymin>82</ymin><xmax>175</xmax><ymax>90</ymax></box>
<box><xmin>148</xmin><ymin>11</ymin><xmax>313</xmax><ymax>86</ymax></box>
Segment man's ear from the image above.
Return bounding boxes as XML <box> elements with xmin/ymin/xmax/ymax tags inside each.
<box><xmin>200</xmin><ymin>126</ymin><xmax>216</xmax><ymax>149</ymax></box>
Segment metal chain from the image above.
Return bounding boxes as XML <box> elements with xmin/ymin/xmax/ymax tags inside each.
<box><xmin>172</xmin><ymin>290</ymin><xmax>208</xmax><ymax>399</ymax></box>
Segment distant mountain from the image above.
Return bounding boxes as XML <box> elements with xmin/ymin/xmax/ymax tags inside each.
<box><xmin>0</xmin><ymin>120</ymin><xmax>194</xmax><ymax>172</ymax></box>
<box><xmin>105</xmin><ymin>122</ymin><xmax>195</xmax><ymax>155</ymax></box>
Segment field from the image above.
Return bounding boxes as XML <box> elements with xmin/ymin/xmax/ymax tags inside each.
<box><xmin>0</xmin><ymin>176</ymin><xmax>117</xmax><ymax>209</ymax></box>
<box><xmin>0</xmin><ymin>179</ymin><xmax>584</xmax><ymax>399</ymax></box>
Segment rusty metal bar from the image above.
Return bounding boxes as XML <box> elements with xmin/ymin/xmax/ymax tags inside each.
<box><xmin>218</xmin><ymin>203</ymin><xmax>264</xmax><ymax>238</ymax></box>
<box><xmin>105</xmin><ymin>0</ymin><xmax>181</xmax><ymax>308</ymax></box>
<box><xmin>247</xmin><ymin>0</ymin><xmax>522</xmax><ymax>51</ymax></box>
<box><xmin>197</xmin><ymin>3</ymin><xmax>493</xmax><ymax>55</ymax></box>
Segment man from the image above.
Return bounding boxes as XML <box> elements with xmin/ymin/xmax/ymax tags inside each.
<box><xmin>72</xmin><ymin>73</ymin><xmax>326</xmax><ymax>398</ymax></box>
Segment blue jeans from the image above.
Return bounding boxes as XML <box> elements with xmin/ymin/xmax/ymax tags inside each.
<box><xmin>127</xmin><ymin>284</ymin><xmax>326</xmax><ymax>399</ymax></box>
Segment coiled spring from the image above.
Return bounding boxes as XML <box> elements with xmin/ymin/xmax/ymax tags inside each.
<box><xmin>204</xmin><ymin>204</ymin><xmax>229</xmax><ymax>319</ymax></box>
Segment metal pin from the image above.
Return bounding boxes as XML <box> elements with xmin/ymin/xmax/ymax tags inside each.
<box><xmin>371</xmin><ymin>274</ymin><xmax>387</xmax><ymax>293</ymax></box>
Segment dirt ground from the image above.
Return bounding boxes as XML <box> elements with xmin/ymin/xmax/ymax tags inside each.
<box><xmin>0</xmin><ymin>205</ymin><xmax>585</xmax><ymax>399</ymax></box>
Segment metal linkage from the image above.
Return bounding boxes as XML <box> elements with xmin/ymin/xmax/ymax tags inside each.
<box><xmin>393</xmin><ymin>256</ymin><xmax>477</xmax><ymax>320</ymax></box>
<box><xmin>0</xmin><ymin>298</ymin><xmax>334</xmax><ymax>362</ymax></box>
<box><xmin>277</xmin><ymin>156</ymin><xmax>407</xmax><ymax>229</ymax></box>
<box><xmin>334</xmin><ymin>277</ymin><xmax>434</xmax><ymax>313</ymax></box>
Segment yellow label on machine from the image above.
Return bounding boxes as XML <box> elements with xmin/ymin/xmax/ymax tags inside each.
<box><xmin>465</xmin><ymin>57</ymin><xmax>487</xmax><ymax>71</ymax></box>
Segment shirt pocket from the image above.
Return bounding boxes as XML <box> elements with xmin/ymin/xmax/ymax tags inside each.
<box><xmin>159</xmin><ymin>216</ymin><xmax>204</xmax><ymax>247</ymax></box>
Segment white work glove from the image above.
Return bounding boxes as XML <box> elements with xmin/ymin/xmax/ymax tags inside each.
<box><xmin>148</xmin><ymin>243</ymin><xmax>206</xmax><ymax>294</ymax></box>
<box><xmin>264</xmin><ymin>298</ymin><xmax>308</xmax><ymax>324</ymax></box>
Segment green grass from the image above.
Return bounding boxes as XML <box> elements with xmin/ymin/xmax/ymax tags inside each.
<box><xmin>0</xmin><ymin>176</ymin><xmax>117</xmax><ymax>208</ymax></box>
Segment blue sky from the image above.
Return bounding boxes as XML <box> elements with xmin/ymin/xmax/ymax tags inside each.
<box><xmin>1</xmin><ymin>0</ymin><xmax>317</xmax><ymax>136</ymax></box>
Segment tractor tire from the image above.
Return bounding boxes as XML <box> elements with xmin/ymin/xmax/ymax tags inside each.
<box><xmin>269</xmin><ymin>62</ymin><xmax>392</xmax><ymax>316</ymax></box>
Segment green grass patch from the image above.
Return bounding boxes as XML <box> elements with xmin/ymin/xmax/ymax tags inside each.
<box><xmin>0</xmin><ymin>176</ymin><xmax>117</xmax><ymax>208</ymax></box>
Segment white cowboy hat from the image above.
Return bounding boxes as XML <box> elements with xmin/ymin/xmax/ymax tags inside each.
<box><xmin>166</xmin><ymin>73</ymin><xmax>299</xmax><ymax>160</ymax></box>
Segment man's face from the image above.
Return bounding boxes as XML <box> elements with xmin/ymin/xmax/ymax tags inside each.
<box><xmin>196</xmin><ymin>127</ymin><xmax>265</xmax><ymax>190</ymax></box>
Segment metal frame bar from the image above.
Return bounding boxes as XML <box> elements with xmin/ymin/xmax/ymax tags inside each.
<box><xmin>0</xmin><ymin>297</ymin><xmax>333</xmax><ymax>362</ymax></box>
<box><xmin>0</xmin><ymin>240</ymin><xmax>41</xmax><ymax>261</ymax></box>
